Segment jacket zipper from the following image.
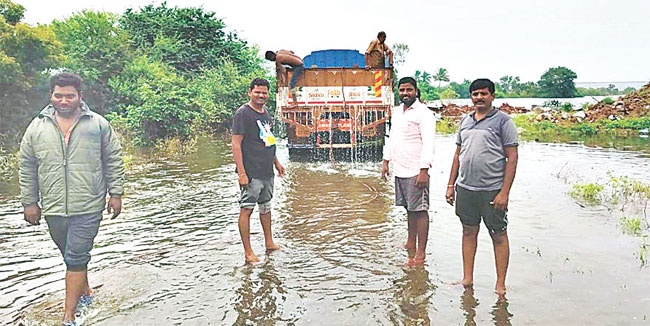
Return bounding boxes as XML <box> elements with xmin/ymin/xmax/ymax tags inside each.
<box><xmin>52</xmin><ymin>113</ymin><xmax>85</xmax><ymax>217</ymax></box>
<box><xmin>51</xmin><ymin>119</ymin><xmax>68</xmax><ymax>217</ymax></box>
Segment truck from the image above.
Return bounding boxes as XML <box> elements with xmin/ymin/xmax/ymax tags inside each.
<box><xmin>275</xmin><ymin>49</ymin><xmax>394</xmax><ymax>161</ymax></box>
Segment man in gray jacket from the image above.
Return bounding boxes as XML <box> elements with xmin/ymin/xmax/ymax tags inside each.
<box><xmin>19</xmin><ymin>72</ymin><xmax>124</xmax><ymax>326</ymax></box>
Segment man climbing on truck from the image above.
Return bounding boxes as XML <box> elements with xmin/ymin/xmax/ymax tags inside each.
<box><xmin>265</xmin><ymin>50</ymin><xmax>304</xmax><ymax>105</ymax></box>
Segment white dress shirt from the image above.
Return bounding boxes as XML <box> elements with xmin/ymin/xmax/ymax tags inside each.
<box><xmin>383</xmin><ymin>99</ymin><xmax>436</xmax><ymax>178</ymax></box>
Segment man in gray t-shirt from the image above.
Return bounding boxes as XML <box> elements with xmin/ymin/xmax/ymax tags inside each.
<box><xmin>445</xmin><ymin>79</ymin><xmax>519</xmax><ymax>297</ymax></box>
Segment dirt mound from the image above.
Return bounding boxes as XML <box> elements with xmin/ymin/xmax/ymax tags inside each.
<box><xmin>584</xmin><ymin>83</ymin><xmax>650</xmax><ymax>122</ymax></box>
<box><xmin>440</xmin><ymin>103</ymin><xmax>526</xmax><ymax>117</ymax></box>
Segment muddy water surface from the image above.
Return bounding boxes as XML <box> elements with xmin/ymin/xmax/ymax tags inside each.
<box><xmin>1</xmin><ymin>135</ymin><xmax>649</xmax><ymax>325</ymax></box>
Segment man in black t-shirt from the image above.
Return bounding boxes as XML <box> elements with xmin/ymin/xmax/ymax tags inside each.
<box><xmin>231</xmin><ymin>78</ymin><xmax>285</xmax><ymax>263</ymax></box>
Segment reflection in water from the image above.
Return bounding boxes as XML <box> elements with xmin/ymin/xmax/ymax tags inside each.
<box><xmin>491</xmin><ymin>297</ymin><xmax>513</xmax><ymax>326</ymax></box>
<box><xmin>460</xmin><ymin>287</ymin><xmax>479</xmax><ymax>326</ymax></box>
<box><xmin>524</xmin><ymin>132</ymin><xmax>650</xmax><ymax>153</ymax></box>
<box><xmin>460</xmin><ymin>287</ymin><xmax>513</xmax><ymax>326</ymax></box>
<box><xmin>389</xmin><ymin>268</ymin><xmax>435</xmax><ymax>325</ymax></box>
<box><xmin>234</xmin><ymin>259</ymin><xmax>291</xmax><ymax>325</ymax></box>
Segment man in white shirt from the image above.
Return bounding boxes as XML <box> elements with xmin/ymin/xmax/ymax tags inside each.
<box><xmin>381</xmin><ymin>77</ymin><xmax>436</xmax><ymax>267</ymax></box>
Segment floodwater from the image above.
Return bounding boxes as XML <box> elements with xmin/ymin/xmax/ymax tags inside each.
<box><xmin>1</xmin><ymin>135</ymin><xmax>649</xmax><ymax>325</ymax></box>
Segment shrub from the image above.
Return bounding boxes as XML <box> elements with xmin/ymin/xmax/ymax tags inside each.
<box><xmin>569</xmin><ymin>183</ymin><xmax>603</xmax><ymax>205</ymax></box>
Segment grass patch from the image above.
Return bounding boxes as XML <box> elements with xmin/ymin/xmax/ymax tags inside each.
<box><xmin>568</xmin><ymin>183</ymin><xmax>603</xmax><ymax>205</ymax></box>
<box><xmin>621</xmin><ymin>216</ymin><xmax>643</xmax><ymax>236</ymax></box>
<box><xmin>512</xmin><ymin>113</ymin><xmax>650</xmax><ymax>137</ymax></box>
<box><xmin>0</xmin><ymin>147</ymin><xmax>18</xmax><ymax>182</ymax></box>
<box><xmin>152</xmin><ymin>136</ymin><xmax>199</xmax><ymax>158</ymax></box>
<box><xmin>436</xmin><ymin>117</ymin><xmax>459</xmax><ymax>134</ymax></box>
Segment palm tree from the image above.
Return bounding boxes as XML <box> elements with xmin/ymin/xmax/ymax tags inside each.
<box><xmin>414</xmin><ymin>70</ymin><xmax>432</xmax><ymax>86</ymax></box>
<box><xmin>433</xmin><ymin>68</ymin><xmax>450</xmax><ymax>87</ymax></box>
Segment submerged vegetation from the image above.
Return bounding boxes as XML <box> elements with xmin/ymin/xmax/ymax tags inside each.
<box><xmin>569</xmin><ymin>183</ymin><xmax>604</xmax><ymax>205</ymax></box>
<box><xmin>567</xmin><ymin>173</ymin><xmax>650</xmax><ymax>267</ymax></box>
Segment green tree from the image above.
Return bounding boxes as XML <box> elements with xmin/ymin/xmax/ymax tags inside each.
<box><xmin>439</xmin><ymin>87</ymin><xmax>459</xmax><ymax>99</ymax></box>
<box><xmin>449</xmin><ymin>79</ymin><xmax>471</xmax><ymax>98</ymax></box>
<box><xmin>392</xmin><ymin>43</ymin><xmax>409</xmax><ymax>67</ymax></box>
<box><xmin>414</xmin><ymin>70</ymin><xmax>431</xmax><ymax>86</ymax></box>
<box><xmin>499</xmin><ymin>75</ymin><xmax>521</xmax><ymax>94</ymax></box>
<box><xmin>108</xmin><ymin>55</ymin><xmax>199</xmax><ymax>144</ymax></box>
<box><xmin>51</xmin><ymin>10</ymin><xmax>133</xmax><ymax>113</ymax></box>
<box><xmin>433</xmin><ymin>68</ymin><xmax>450</xmax><ymax>87</ymax></box>
<box><xmin>119</xmin><ymin>3</ymin><xmax>261</xmax><ymax>75</ymax></box>
<box><xmin>0</xmin><ymin>0</ymin><xmax>24</xmax><ymax>25</ymax></box>
<box><xmin>538</xmin><ymin>66</ymin><xmax>578</xmax><ymax>98</ymax></box>
<box><xmin>413</xmin><ymin>70</ymin><xmax>438</xmax><ymax>101</ymax></box>
<box><xmin>189</xmin><ymin>61</ymin><xmax>266</xmax><ymax>129</ymax></box>
<box><xmin>0</xmin><ymin>2</ymin><xmax>62</xmax><ymax>139</ymax></box>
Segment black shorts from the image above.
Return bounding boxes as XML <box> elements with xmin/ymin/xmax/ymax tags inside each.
<box><xmin>455</xmin><ymin>186</ymin><xmax>508</xmax><ymax>234</ymax></box>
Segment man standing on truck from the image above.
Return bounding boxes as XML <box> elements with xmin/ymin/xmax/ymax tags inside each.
<box><xmin>19</xmin><ymin>72</ymin><xmax>124</xmax><ymax>326</ymax></box>
<box><xmin>265</xmin><ymin>50</ymin><xmax>304</xmax><ymax>104</ymax></box>
<box><xmin>381</xmin><ymin>77</ymin><xmax>436</xmax><ymax>267</ymax></box>
<box><xmin>365</xmin><ymin>31</ymin><xmax>393</xmax><ymax>69</ymax></box>
<box><xmin>231</xmin><ymin>78</ymin><xmax>285</xmax><ymax>264</ymax></box>
<box><xmin>445</xmin><ymin>78</ymin><xmax>518</xmax><ymax>297</ymax></box>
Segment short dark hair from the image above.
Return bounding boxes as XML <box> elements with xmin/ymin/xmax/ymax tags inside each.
<box><xmin>469</xmin><ymin>78</ymin><xmax>495</xmax><ymax>94</ymax></box>
<box><xmin>264</xmin><ymin>51</ymin><xmax>276</xmax><ymax>61</ymax></box>
<box><xmin>398</xmin><ymin>77</ymin><xmax>417</xmax><ymax>89</ymax></box>
<box><xmin>250</xmin><ymin>78</ymin><xmax>270</xmax><ymax>90</ymax></box>
<box><xmin>377</xmin><ymin>31</ymin><xmax>386</xmax><ymax>38</ymax></box>
<box><xmin>50</xmin><ymin>72</ymin><xmax>83</xmax><ymax>93</ymax></box>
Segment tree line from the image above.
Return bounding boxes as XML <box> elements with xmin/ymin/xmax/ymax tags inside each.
<box><xmin>1</xmin><ymin>0</ymin><xmax>267</xmax><ymax>147</ymax></box>
<box><xmin>411</xmin><ymin>66</ymin><xmax>636</xmax><ymax>102</ymax></box>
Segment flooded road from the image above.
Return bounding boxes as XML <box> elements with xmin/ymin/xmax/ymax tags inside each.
<box><xmin>1</xmin><ymin>135</ymin><xmax>649</xmax><ymax>325</ymax></box>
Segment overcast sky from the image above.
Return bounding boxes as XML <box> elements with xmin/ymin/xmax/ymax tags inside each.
<box><xmin>16</xmin><ymin>0</ymin><xmax>650</xmax><ymax>87</ymax></box>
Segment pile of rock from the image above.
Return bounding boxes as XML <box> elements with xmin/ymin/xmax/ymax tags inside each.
<box><xmin>439</xmin><ymin>103</ymin><xmax>526</xmax><ymax>118</ymax></box>
<box><xmin>584</xmin><ymin>83</ymin><xmax>650</xmax><ymax>122</ymax></box>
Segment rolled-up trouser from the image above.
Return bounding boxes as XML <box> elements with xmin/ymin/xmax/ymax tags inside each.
<box><xmin>45</xmin><ymin>212</ymin><xmax>102</xmax><ymax>271</ymax></box>
<box><xmin>239</xmin><ymin>177</ymin><xmax>274</xmax><ymax>214</ymax></box>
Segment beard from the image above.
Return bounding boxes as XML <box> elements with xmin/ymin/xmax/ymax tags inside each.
<box><xmin>53</xmin><ymin>104</ymin><xmax>80</xmax><ymax>118</ymax></box>
<box><xmin>401</xmin><ymin>97</ymin><xmax>416</xmax><ymax>108</ymax></box>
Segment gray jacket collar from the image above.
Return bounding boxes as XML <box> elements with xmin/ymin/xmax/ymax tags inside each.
<box><xmin>39</xmin><ymin>101</ymin><xmax>93</xmax><ymax>119</ymax></box>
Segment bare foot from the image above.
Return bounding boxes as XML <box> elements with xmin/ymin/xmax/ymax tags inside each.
<box><xmin>403</xmin><ymin>256</ymin><xmax>425</xmax><ymax>267</ymax></box>
<box><xmin>452</xmin><ymin>279</ymin><xmax>474</xmax><ymax>288</ymax></box>
<box><xmin>245</xmin><ymin>253</ymin><xmax>260</xmax><ymax>264</ymax></box>
<box><xmin>495</xmin><ymin>285</ymin><xmax>507</xmax><ymax>297</ymax></box>
<box><xmin>266</xmin><ymin>243</ymin><xmax>280</xmax><ymax>251</ymax></box>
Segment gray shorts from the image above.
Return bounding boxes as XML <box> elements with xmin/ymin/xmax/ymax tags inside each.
<box><xmin>395</xmin><ymin>176</ymin><xmax>429</xmax><ymax>212</ymax></box>
<box><xmin>239</xmin><ymin>177</ymin><xmax>274</xmax><ymax>214</ymax></box>
<box><xmin>455</xmin><ymin>186</ymin><xmax>508</xmax><ymax>234</ymax></box>
<box><xmin>45</xmin><ymin>212</ymin><xmax>102</xmax><ymax>271</ymax></box>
